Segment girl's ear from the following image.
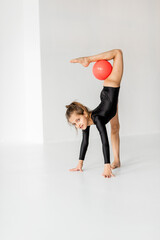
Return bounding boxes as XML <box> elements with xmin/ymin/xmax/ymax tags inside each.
<box><xmin>84</xmin><ymin>112</ymin><xmax>88</xmax><ymax>118</ymax></box>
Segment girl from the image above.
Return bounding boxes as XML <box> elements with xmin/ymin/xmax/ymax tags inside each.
<box><xmin>65</xmin><ymin>49</ymin><xmax>123</xmax><ymax>178</ymax></box>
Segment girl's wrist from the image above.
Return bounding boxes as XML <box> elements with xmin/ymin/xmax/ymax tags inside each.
<box><xmin>104</xmin><ymin>163</ymin><xmax>110</xmax><ymax>168</ymax></box>
<box><xmin>79</xmin><ymin>160</ymin><xmax>83</xmax><ymax>164</ymax></box>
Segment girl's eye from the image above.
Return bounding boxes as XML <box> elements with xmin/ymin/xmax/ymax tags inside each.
<box><xmin>73</xmin><ymin>119</ymin><xmax>80</xmax><ymax>125</ymax></box>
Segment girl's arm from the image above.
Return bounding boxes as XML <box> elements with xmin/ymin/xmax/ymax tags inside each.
<box><xmin>69</xmin><ymin>126</ymin><xmax>90</xmax><ymax>172</ymax></box>
<box><xmin>94</xmin><ymin>115</ymin><xmax>115</xmax><ymax>178</ymax></box>
<box><xmin>79</xmin><ymin>125</ymin><xmax>90</xmax><ymax>160</ymax></box>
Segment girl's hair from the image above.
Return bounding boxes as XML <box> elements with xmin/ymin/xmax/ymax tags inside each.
<box><xmin>65</xmin><ymin>101</ymin><xmax>92</xmax><ymax>133</ymax></box>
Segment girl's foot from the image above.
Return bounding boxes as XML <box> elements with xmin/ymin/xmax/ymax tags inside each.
<box><xmin>111</xmin><ymin>161</ymin><xmax>121</xmax><ymax>169</ymax></box>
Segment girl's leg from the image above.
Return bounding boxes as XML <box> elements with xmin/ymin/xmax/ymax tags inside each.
<box><xmin>110</xmin><ymin>103</ymin><xmax>121</xmax><ymax>169</ymax></box>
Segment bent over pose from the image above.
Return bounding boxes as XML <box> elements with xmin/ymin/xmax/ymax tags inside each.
<box><xmin>65</xmin><ymin>49</ymin><xmax>124</xmax><ymax>178</ymax></box>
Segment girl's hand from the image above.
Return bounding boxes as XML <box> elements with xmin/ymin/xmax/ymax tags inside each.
<box><xmin>69</xmin><ymin>160</ymin><xmax>83</xmax><ymax>172</ymax></box>
<box><xmin>102</xmin><ymin>164</ymin><xmax>115</xmax><ymax>178</ymax></box>
<box><xmin>70</xmin><ymin>57</ymin><xmax>90</xmax><ymax>67</ymax></box>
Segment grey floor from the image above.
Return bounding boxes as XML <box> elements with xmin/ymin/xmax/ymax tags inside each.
<box><xmin>0</xmin><ymin>133</ymin><xmax>160</xmax><ymax>240</ymax></box>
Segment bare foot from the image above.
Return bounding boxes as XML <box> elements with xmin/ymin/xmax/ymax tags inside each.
<box><xmin>111</xmin><ymin>161</ymin><xmax>121</xmax><ymax>169</ymax></box>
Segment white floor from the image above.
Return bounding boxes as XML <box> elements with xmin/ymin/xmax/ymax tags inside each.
<box><xmin>0</xmin><ymin>133</ymin><xmax>160</xmax><ymax>240</ymax></box>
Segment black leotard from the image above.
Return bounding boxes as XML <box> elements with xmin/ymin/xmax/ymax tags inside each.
<box><xmin>79</xmin><ymin>86</ymin><xmax>120</xmax><ymax>164</ymax></box>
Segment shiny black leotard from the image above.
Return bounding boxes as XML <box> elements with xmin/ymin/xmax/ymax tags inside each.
<box><xmin>79</xmin><ymin>86</ymin><xmax>120</xmax><ymax>164</ymax></box>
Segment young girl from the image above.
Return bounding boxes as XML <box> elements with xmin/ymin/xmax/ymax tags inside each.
<box><xmin>65</xmin><ymin>49</ymin><xmax>123</xmax><ymax>178</ymax></box>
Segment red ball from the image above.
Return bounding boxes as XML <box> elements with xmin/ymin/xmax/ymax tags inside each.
<box><xmin>92</xmin><ymin>60</ymin><xmax>113</xmax><ymax>80</ymax></box>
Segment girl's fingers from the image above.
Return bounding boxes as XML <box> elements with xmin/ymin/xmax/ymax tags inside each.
<box><xmin>69</xmin><ymin>168</ymin><xmax>83</xmax><ymax>172</ymax></box>
<box><xmin>102</xmin><ymin>173</ymin><xmax>115</xmax><ymax>178</ymax></box>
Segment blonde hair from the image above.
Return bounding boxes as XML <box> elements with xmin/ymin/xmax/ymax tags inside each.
<box><xmin>65</xmin><ymin>101</ymin><xmax>92</xmax><ymax>133</ymax></box>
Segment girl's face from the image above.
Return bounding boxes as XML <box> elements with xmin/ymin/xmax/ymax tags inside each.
<box><xmin>69</xmin><ymin>112</ymin><xmax>88</xmax><ymax>130</ymax></box>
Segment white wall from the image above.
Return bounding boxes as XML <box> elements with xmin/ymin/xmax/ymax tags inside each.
<box><xmin>1</xmin><ymin>0</ymin><xmax>159</xmax><ymax>144</ymax></box>
<box><xmin>39</xmin><ymin>0</ymin><xmax>160</xmax><ymax>144</ymax></box>
<box><xmin>0</xmin><ymin>0</ymin><xmax>43</xmax><ymax>144</ymax></box>
<box><xmin>23</xmin><ymin>0</ymin><xmax>43</xmax><ymax>143</ymax></box>
<box><xmin>0</xmin><ymin>0</ymin><xmax>25</xmax><ymax>143</ymax></box>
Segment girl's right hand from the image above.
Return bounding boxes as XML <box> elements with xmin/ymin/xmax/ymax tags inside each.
<box><xmin>69</xmin><ymin>160</ymin><xmax>83</xmax><ymax>172</ymax></box>
<box><xmin>70</xmin><ymin>57</ymin><xmax>90</xmax><ymax>67</ymax></box>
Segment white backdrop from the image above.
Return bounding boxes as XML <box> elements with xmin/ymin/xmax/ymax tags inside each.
<box><xmin>0</xmin><ymin>0</ymin><xmax>43</xmax><ymax>144</ymax></box>
<box><xmin>39</xmin><ymin>0</ymin><xmax>160</xmax><ymax>144</ymax></box>
<box><xmin>0</xmin><ymin>0</ymin><xmax>160</xmax><ymax>144</ymax></box>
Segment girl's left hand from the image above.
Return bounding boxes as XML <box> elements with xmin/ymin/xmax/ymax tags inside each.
<box><xmin>70</xmin><ymin>57</ymin><xmax>90</xmax><ymax>67</ymax></box>
<box><xmin>102</xmin><ymin>164</ymin><xmax>115</xmax><ymax>178</ymax></box>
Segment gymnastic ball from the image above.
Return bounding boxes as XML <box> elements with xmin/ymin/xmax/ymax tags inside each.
<box><xmin>92</xmin><ymin>60</ymin><xmax>113</xmax><ymax>80</ymax></box>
